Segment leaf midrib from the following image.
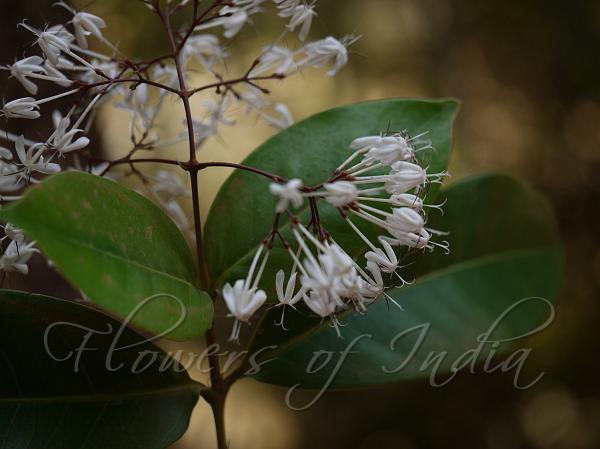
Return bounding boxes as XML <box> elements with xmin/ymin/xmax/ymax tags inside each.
<box><xmin>23</xmin><ymin>226</ymin><xmax>200</xmax><ymax>290</ymax></box>
<box><xmin>0</xmin><ymin>193</ymin><xmax>198</xmax><ymax>286</ymax></box>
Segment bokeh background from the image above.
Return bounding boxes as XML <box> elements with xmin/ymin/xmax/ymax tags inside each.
<box><xmin>1</xmin><ymin>0</ymin><xmax>599</xmax><ymax>448</ymax></box>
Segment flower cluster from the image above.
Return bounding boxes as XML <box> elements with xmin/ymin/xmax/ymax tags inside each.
<box><xmin>222</xmin><ymin>131</ymin><xmax>449</xmax><ymax>341</ymax></box>
<box><xmin>0</xmin><ymin>224</ymin><xmax>37</xmax><ymax>275</ymax></box>
<box><xmin>0</xmin><ymin>0</ymin><xmax>355</xmax><ymax>278</ymax></box>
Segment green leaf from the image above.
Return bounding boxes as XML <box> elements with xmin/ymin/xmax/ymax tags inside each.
<box><xmin>249</xmin><ymin>173</ymin><xmax>562</xmax><ymax>389</ymax></box>
<box><xmin>0</xmin><ymin>172</ymin><xmax>213</xmax><ymax>340</ymax></box>
<box><xmin>205</xmin><ymin>99</ymin><xmax>459</xmax><ymax>293</ymax></box>
<box><xmin>0</xmin><ymin>290</ymin><xmax>202</xmax><ymax>449</ymax></box>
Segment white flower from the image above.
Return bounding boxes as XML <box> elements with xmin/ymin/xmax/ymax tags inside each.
<box><xmin>303</xmin><ymin>290</ymin><xmax>337</xmax><ymax>318</ymax></box>
<box><xmin>283</xmin><ymin>5</ymin><xmax>316</xmax><ymax>41</ymax></box>
<box><xmin>14</xmin><ymin>135</ymin><xmax>60</xmax><ymax>179</ymax></box>
<box><xmin>49</xmin><ymin>115</ymin><xmax>89</xmax><ymax>155</ymax></box>
<box><xmin>274</xmin><ymin>103</ymin><xmax>294</xmax><ymax>127</ymax></box>
<box><xmin>136</xmin><ymin>83</ymin><xmax>149</xmax><ymax>106</ymax></box>
<box><xmin>350</xmin><ymin>135</ymin><xmax>397</xmax><ymax>151</ymax></box>
<box><xmin>328</xmin><ymin>133</ymin><xmax>448</xmax><ymax>256</ymax></box>
<box><xmin>53</xmin><ymin>56</ymin><xmax>75</xmax><ymax>71</ymax></box>
<box><xmin>385</xmin><ymin>161</ymin><xmax>428</xmax><ymax>194</ymax></box>
<box><xmin>241</xmin><ymin>85</ymin><xmax>267</xmax><ymax>110</ymax></box>
<box><xmin>273</xmin><ymin>269</ymin><xmax>305</xmax><ymax>328</ymax></box>
<box><xmin>206</xmin><ymin>96</ymin><xmax>235</xmax><ymax>125</ymax></box>
<box><xmin>323</xmin><ymin>181</ymin><xmax>358</xmax><ymax>207</ymax></box>
<box><xmin>150</xmin><ymin>170</ymin><xmax>190</xmax><ymax>197</ymax></box>
<box><xmin>261</xmin><ymin>103</ymin><xmax>295</xmax><ymax>129</ymax></box>
<box><xmin>21</xmin><ymin>24</ymin><xmax>73</xmax><ymax>66</ymax></box>
<box><xmin>223</xmin><ymin>279</ymin><xmax>267</xmax><ymax>323</ymax></box>
<box><xmin>365</xmin><ymin>237</ymin><xmax>399</xmax><ymax>285</ymax></box>
<box><xmin>55</xmin><ymin>2</ymin><xmax>106</xmax><ymax>49</ymax></box>
<box><xmin>274</xmin><ymin>0</ymin><xmax>298</xmax><ymax>8</ymax></box>
<box><xmin>0</xmin><ymin>240</ymin><xmax>38</xmax><ymax>275</ymax></box>
<box><xmin>222</xmin><ymin>9</ymin><xmax>250</xmax><ymax>38</ymax></box>
<box><xmin>381</xmin><ymin>230</ymin><xmax>431</xmax><ymax>249</ymax></box>
<box><xmin>301</xmin><ymin>36</ymin><xmax>348</xmax><ymax>76</ymax></box>
<box><xmin>4</xmin><ymin>56</ymin><xmax>45</xmax><ymax>95</ymax></box>
<box><xmin>223</xmin><ymin>244</ymin><xmax>270</xmax><ymax>342</ymax></box>
<box><xmin>184</xmin><ymin>98</ymin><xmax>235</xmax><ymax>149</ymax></box>
<box><xmin>0</xmin><ymin>146</ymin><xmax>13</xmax><ymax>161</ymax></box>
<box><xmin>182</xmin><ymin>35</ymin><xmax>225</xmax><ymax>70</ymax></box>
<box><xmin>72</xmin><ymin>11</ymin><xmax>107</xmax><ymax>49</ymax></box>
<box><xmin>252</xmin><ymin>46</ymin><xmax>295</xmax><ymax>76</ymax></box>
<box><xmin>1</xmin><ymin>97</ymin><xmax>40</xmax><ymax>120</ymax></box>
<box><xmin>365</xmin><ymin>137</ymin><xmax>413</xmax><ymax>165</ymax></box>
<box><xmin>163</xmin><ymin>199</ymin><xmax>192</xmax><ymax>235</ymax></box>
<box><xmin>269</xmin><ymin>178</ymin><xmax>304</xmax><ymax>212</ymax></box>
<box><xmin>389</xmin><ymin>193</ymin><xmax>423</xmax><ymax>210</ymax></box>
<box><xmin>241</xmin><ymin>86</ymin><xmax>294</xmax><ymax>129</ymax></box>
<box><xmin>232</xmin><ymin>0</ymin><xmax>265</xmax><ymax>7</ymax></box>
<box><xmin>385</xmin><ymin>207</ymin><xmax>424</xmax><ymax>234</ymax></box>
<box><xmin>297</xmin><ymin>236</ymin><xmax>356</xmax><ymax>308</ymax></box>
<box><xmin>274</xmin><ymin>0</ymin><xmax>301</xmax><ymax>16</ymax></box>
<box><xmin>43</xmin><ymin>60</ymin><xmax>73</xmax><ymax>87</ymax></box>
<box><xmin>295</xmin><ymin>238</ymin><xmax>366</xmax><ymax>334</ymax></box>
<box><xmin>0</xmin><ymin>160</ymin><xmax>21</xmax><ymax>193</ymax></box>
<box><xmin>195</xmin><ymin>6</ymin><xmax>255</xmax><ymax>39</ymax></box>
<box><xmin>1</xmin><ymin>223</ymin><xmax>24</xmax><ymax>243</ymax></box>
<box><xmin>152</xmin><ymin>65</ymin><xmax>180</xmax><ymax>90</ymax></box>
<box><xmin>196</xmin><ymin>97</ymin><xmax>235</xmax><ymax>144</ymax></box>
<box><xmin>187</xmin><ymin>118</ymin><xmax>215</xmax><ymax>146</ymax></box>
<box><xmin>275</xmin><ymin>270</ymin><xmax>304</xmax><ymax>306</ymax></box>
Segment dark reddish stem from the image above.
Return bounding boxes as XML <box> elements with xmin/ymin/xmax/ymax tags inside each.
<box><xmin>98</xmin><ymin>157</ymin><xmax>289</xmax><ymax>184</ymax></box>
<box><xmin>189</xmin><ymin>73</ymin><xmax>285</xmax><ymax>96</ymax></box>
<box><xmin>175</xmin><ymin>0</ymin><xmax>225</xmax><ymax>54</ymax></box>
<box><xmin>195</xmin><ymin>161</ymin><xmax>286</xmax><ymax>182</ymax></box>
<box><xmin>157</xmin><ymin>5</ymin><xmax>228</xmax><ymax>449</ymax></box>
<box><xmin>77</xmin><ymin>77</ymin><xmax>180</xmax><ymax>95</ymax></box>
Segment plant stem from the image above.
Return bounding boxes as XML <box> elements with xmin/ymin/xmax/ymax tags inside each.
<box><xmin>189</xmin><ymin>170</ymin><xmax>211</xmax><ymax>288</ymax></box>
<box><xmin>158</xmin><ymin>5</ymin><xmax>229</xmax><ymax>448</ymax></box>
<box><xmin>158</xmin><ymin>3</ymin><xmax>208</xmax><ymax>284</ymax></box>
<box><xmin>196</xmin><ymin>161</ymin><xmax>286</xmax><ymax>182</ymax></box>
<box><xmin>77</xmin><ymin>77</ymin><xmax>180</xmax><ymax>95</ymax></box>
<box><xmin>206</xmin><ymin>386</ymin><xmax>228</xmax><ymax>449</ymax></box>
<box><xmin>188</xmin><ymin>73</ymin><xmax>284</xmax><ymax>96</ymax></box>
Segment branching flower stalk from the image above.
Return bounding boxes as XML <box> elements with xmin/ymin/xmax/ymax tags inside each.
<box><xmin>0</xmin><ymin>1</ymin><xmax>448</xmax><ymax>448</ymax></box>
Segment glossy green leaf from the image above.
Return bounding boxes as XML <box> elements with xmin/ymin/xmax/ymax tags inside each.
<box><xmin>205</xmin><ymin>99</ymin><xmax>458</xmax><ymax>293</ymax></box>
<box><xmin>0</xmin><ymin>172</ymin><xmax>213</xmax><ymax>340</ymax></box>
<box><xmin>249</xmin><ymin>174</ymin><xmax>562</xmax><ymax>388</ymax></box>
<box><xmin>0</xmin><ymin>290</ymin><xmax>202</xmax><ymax>449</ymax></box>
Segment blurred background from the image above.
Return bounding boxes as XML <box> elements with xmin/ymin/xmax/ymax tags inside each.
<box><xmin>1</xmin><ymin>0</ymin><xmax>599</xmax><ymax>448</ymax></box>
